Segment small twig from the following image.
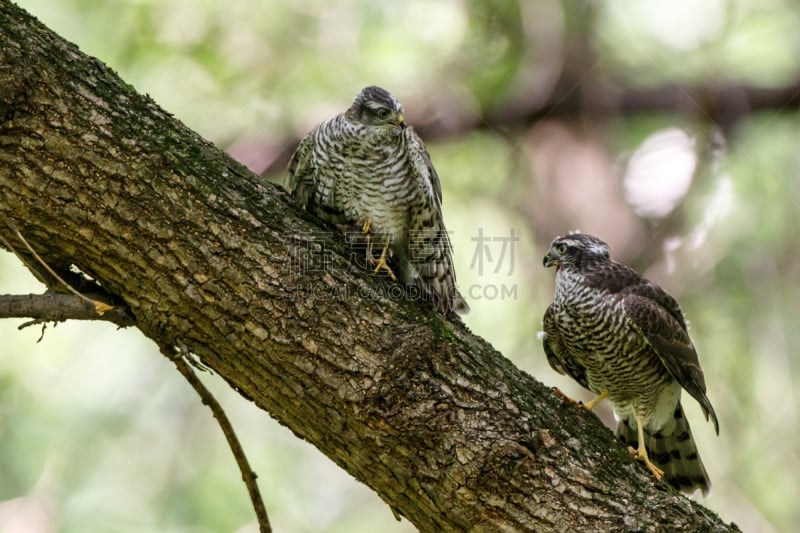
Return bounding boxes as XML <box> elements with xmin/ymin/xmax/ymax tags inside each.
<box><xmin>2</xmin><ymin>219</ymin><xmax>113</xmax><ymax>315</ymax></box>
<box><xmin>37</xmin><ymin>321</ymin><xmax>47</xmax><ymax>342</ymax></box>
<box><xmin>168</xmin><ymin>344</ymin><xmax>272</xmax><ymax>533</ymax></box>
<box><xmin>0</xmin><ymin>293</ymin><xmax>135</xmax><ymax>328</ymax></box>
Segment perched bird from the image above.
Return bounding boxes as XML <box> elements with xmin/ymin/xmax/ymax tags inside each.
<box><xmin>541</xmin><ymin>232</ymin><xmax>719</xmax><ymax>495</ymax></box>
<box><xmin>285</xmin><ymin>86</ymin><xmax>468</xmax><ymax>314</ymax></box>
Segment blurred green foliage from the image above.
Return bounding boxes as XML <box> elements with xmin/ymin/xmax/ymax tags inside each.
<box><xmin>3</xmin><ymin>1</ymin><xmax>800</xmax><ymax>532</ymax></box>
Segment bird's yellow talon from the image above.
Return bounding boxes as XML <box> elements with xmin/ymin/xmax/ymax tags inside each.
<box><xmin>630</xmin><ymin>415</ymin><xmax>664</xmax><ymax>480</ymax></box>
<box><xmin>632</xmin><ymin>445</ymin><xmax>664</xmax><ymax>480</ymax></box>
<box><xmin>372</xmin><ymin>243</ymin><xmax>397</xmax><ymax>281</ymax></box>
<box><xmin>581</xmin><ymin>390</ymin><xmax>609</xmax><ymax>411</ymax></box>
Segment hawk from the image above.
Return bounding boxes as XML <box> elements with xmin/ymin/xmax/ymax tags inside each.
<box><xmin>285</xmin><ymin>86</ymin><xmax>468</xmax><ymax>314</ymax></box>
<box><xmin>541</xmin><ymin>233</ymin><xmax>719</xmax><ymax>495</ymax></box>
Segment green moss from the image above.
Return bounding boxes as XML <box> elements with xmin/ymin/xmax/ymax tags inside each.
<box><xmin>427</xmin><ymin>314</ymin><xmax>457</xmax><ymax>343</ymax></box>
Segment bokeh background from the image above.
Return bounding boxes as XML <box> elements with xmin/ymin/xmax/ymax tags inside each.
<box><xmin>2</xmin><ymin>0</ymin><xmax>799</xmax><ymax>531</ymax></box>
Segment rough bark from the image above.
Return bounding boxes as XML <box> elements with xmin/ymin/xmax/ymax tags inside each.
<box><xmin>0</xmin><ymin>3</ymin><xmax>739</xmax><ymax>532</ymax></box>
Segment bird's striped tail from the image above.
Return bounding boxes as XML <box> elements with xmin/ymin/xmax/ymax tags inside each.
<box><xmin>617</xmin><ymin>402</ymin><xmax>712</xmax><ymax>496</ymax></box>
<box><xmin>405</xmin><ymin>228</ymin><xmax>469</xmax><ymax>315</ymax></box>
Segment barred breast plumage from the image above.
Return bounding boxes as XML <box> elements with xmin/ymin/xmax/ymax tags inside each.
<box><xmin>541</xmin><ymin>232</ymin><xmax>719</xmax><ymax>495</ymax></box>
<box><xmin>286</xmin><ymin>86</ymin><xmax>468</xmax><ymax>314</ymax></box>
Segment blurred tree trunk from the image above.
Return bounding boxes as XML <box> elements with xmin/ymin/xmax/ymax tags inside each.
<box><xmin>0</xmin><ymin>3</ymin><xmax>739</xmax><ymax>532</ymax></box>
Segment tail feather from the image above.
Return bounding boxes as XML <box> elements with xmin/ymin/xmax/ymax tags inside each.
<box><xmin>401</xmin><ymin>253</ymin><xmax>469</xmax><ymax>315</ymax></box>
<box><xmin>340</xmin><ymin>224</ymin><xmax>468</xmax><ymax>315</ymax></box>
<box><xmin>404</xmin><ymin>227</ymin><xmax>469</xmax><ymax>315</ymax></box>
<box><xmin>617</xmin><ymin>402</ymin><xmax>711</xmax><ymax>496</ymax></box>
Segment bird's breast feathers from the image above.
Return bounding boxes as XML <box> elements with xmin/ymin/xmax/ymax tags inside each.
<box><xmin>554</xmin><ymin>269</ymin><xmax>592</xmax><ymax>303</ymax></box>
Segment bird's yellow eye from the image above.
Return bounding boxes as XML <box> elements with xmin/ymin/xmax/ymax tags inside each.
<box><xmin>377</xmin><ymin>108</ymin><xmax>390</xmax><ymax>119</ymax></box>
<box><xmin>555</xmin><ymin>243</ymin><xmax>568</xmax><ymax>254</ymax></box>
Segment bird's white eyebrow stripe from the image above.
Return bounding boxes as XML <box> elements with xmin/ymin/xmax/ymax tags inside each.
<box><xmin>556</xmin><ymin>237</ymin><xmax>609</xmax><ymax>256</ymax></box>
<box><xmin>587</xmin><ymin>242</ymin><xmax>609</xmax><ymax>255</ymax></box>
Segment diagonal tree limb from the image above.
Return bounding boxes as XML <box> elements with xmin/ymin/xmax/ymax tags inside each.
<box><xmin>0</xmin><ymin>2</ymin><xmax>739</xmax><ymax>531</ymax></box>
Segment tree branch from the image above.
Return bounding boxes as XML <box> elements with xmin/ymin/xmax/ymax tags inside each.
<box><xmin>168</xmin><ymin>345</ymin><xmax>272</xmax><ymax>533</ymax></box>
<box><xmin>0</xmin><ymin>296</ymin><xmax>269</xmax><ymax>529</ymax></box>
<box><xmin>261</xmin><ymin>72</ymin><xmax>800</xmax><ymax>178</ymax></box>
<box><xmin>0</xmin><ymin>293</ymin><xmax>134</xmax><ymax>328</ymax></box>
<box><xmin>0</xmin><ymin>2</ymin><xmax>739</xmax><ymax>531</ymax></box>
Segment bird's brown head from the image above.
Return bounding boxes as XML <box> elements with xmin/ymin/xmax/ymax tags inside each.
<box><xmin>346</xmin><ymin>86</ymin><xmax>406</xmax><ymax>130</ymax></box>
<box><xmin>543</xmin><ymin>233</ymin><xmax>611</xmax><ymax>271</ymax></box>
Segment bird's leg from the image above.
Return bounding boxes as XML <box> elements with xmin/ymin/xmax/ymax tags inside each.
<box><xmin>359</xmin><ymin>218</ymin><xmax>397</xmax><ymax>281</ymax></box>
<box><xmin>372</xmin><ymin>241</ymin><xmax>397</xmax><ymax>281</ymax></box>
<box><xmin>361</xmin><ymin>219</ymin><xmax>376</xmax><ymax>262</ymax></box>
<box><xmin>581</xmin><ymin>390</ymin><xmax>609</xmax><ymax>411</ymax></box>
<box><xmin>630</xmin><ymin>414</ymin><xmax>664</xmax><ymax>480</ymax></box>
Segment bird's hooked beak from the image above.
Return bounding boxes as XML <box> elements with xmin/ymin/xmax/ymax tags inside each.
<box><xmin>397</xmin><ymin>113</ymin><xmax>406</xmax><ymax>129</ymax></box>
<box><xmin>543</xmin><ymin>249</ymin><xmax>560</xmax><ymax>269</ymax></box>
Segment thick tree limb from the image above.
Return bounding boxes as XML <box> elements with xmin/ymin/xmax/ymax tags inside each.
<box><xmin>0</xmin><ymin>2</ymin><xmax>739</xmax><ymax>531</ymax></box>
